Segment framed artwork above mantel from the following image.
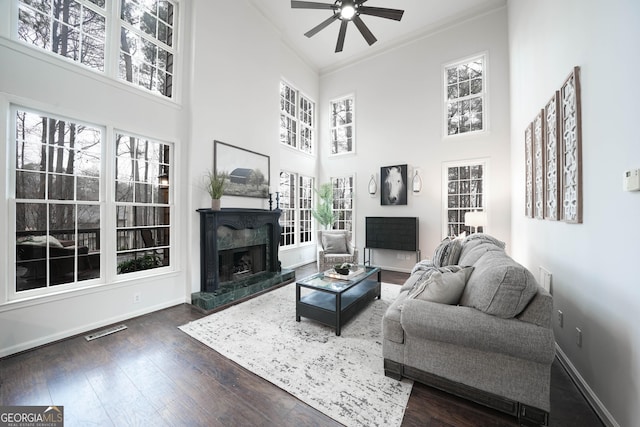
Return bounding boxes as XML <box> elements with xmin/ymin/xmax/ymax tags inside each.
<box><xmin>214</xmin><ymin>140</ymin><xmax>270</xmax><ymax>199</ymax></box>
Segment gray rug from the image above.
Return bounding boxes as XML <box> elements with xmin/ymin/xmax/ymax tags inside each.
<box><xmin>179</xmin><ymin>282</ymin><xmax>413</xmax><ymax>427</ymax></box>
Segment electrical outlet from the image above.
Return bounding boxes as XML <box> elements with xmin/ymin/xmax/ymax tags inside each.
<box><xmin>133</xmin><ymin>292</ymin><xmax>141</xmax><ymax>304</ymax></box>
<box><xmin>539</xmin><ymin>267</ymin><xmax>552</xmax><ymax>293</ymax></box>
<box><xmin>557</xmin><ymin>310</ymin><xmax>563</xmax><ymax>327</ymax></box>
<box><xmin>576</xmin><ymin>327</ymin><xmax>582</xmax><ymax>347</ymax></box>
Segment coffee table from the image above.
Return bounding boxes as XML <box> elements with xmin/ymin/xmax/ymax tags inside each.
<box><xmin>295</xmin><ymin>266</ymin><xmax>381</xmax><ymax>336</ymax></box>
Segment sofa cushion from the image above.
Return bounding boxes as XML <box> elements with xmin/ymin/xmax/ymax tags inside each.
<box><xmin>458</xmin><ymin>233</ymin><xmax>506</xmax><ymax>266</ymax></box>
<box><xmin>406</xmin><ymin>266</ymin><xmax>474</xmax><ymax>305</ymax></box>
<box><xmin>322</xmin><ymin>233</ymin><xmax>347</xmax><ymax>254</ymax></box>
<box><xmin>459</xmin><ymin>251</ymin><xmax>538</xmax><ymax>318</ymax></box>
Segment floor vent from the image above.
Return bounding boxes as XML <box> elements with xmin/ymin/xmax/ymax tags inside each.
<box><xmin>84</xmin><ymin>324</ymin><xmax>128</xmax><ymax>341</ymax></box>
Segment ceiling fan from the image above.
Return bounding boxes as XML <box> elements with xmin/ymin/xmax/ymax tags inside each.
<box><xmin>291</xmin><ymin>0</ymin><xmax>405</xmax><ymax>53</ymax></box>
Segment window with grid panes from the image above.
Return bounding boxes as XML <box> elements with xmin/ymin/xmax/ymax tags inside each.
<box><xmin>445</xmin><ymin>54</ymin><xmax>486</xmax><ymax>136</ymax></box>
<box><xmin>278</xmin><ymin>171</ymin><xmax>314</xmax><ymax>247</ymax></box>
<box><xmin>330</xmin><ymin>96</ymin><xmax>354</xmax><ymax>155</ymax></box>
<box><xmin>332</xmin><ymin>176</ymin><xmax>354</xmax><ymax>232</ymax></box>
<box><xmin>278</xmin><ymin>171</ymin><xmax>296</xmax><ymax>247</ymax></box>
<box><xmin>13</xmin><ymin>108</ymin><xmax>102</xmax><ymax>294</ymax></box>
<box><xmin>444</xmin><ymin>162</ymin><xmax>485</xmax><ymax>237</ymax></box>
<box><xmin>15</xmin><ymin>0</ymin><xmax>177</xmax><ymax>98</ymax></box>
<box><xmin>115</xmin><ymin>133</ymin><xmax>171</xmax><ymax>274</ymax></box>
<box><xmin>280</xmin><ymin>81</ymin><xmax>315</xmax><ymax>154</ymax></box>
<box><xmin>299</xmin><ymin>175</ymin><xmax>313</xmax><ymax>243</ymax></box>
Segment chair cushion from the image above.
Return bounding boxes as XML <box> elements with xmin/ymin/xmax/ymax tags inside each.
<box><xmin>322</xmin><ymin>233</ymin><xmax>348</xmax><ymax>254</ymax></box>
<box><xmin>406</xmin><ymin>266</ymin><xmax>474</xmax><ymax>305</ymax></box>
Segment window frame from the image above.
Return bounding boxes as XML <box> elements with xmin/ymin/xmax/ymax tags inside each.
<box><xmin>278</xmin><ymin>170</ymin><xmax>315</xmax><ymax>249</ymax></box>
<box><xmin>331</xmin><ymin>175</ymin><xmax>355</xmax><ymax>234</ymax></box>
<box><xmin>11</xmin><ymin>0</ymin><xmax>180</xmax><ymax>100</ymax></box>
<box><xmin>329</xmin><ymin>94</ymin><xmax>355</xmax><ymax>156</ymax></box>
<box><xmin>443</xmin><ymin>52</ymin><xmax>488</xmax><ymax>138</ymax></box>
<box><xmin>279</xmin><ymin>80</ymin><xmax>315</xmax><ymax>155</ymax></box>
<box><xmin>8</xmin><ymin>104</ymin><xmax>175</xmax><ymax>302</ymax></box>
<box><xmin>441</xmin><ymin>159</ymin><xmax>488</xmax><ymax>238</ymax></box>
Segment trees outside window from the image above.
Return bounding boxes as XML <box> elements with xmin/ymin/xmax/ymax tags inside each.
<box><xmin>330</xmin><ymin>95</ymin><xmax>354</xmax><ymax>155</ymax></box>
<box><xmin>14</xmin><ymin>108</ymin><xmax>102</xmax><ymax>294</ymax></box>
<box><xmin>280</xmin><ymin>81</ymin><xmax>315</xmax><ymax>154</ymax></box>
<box><xmin>443</xmin><ymin>160</ymin><xmax>486</xmax><ymax>237</ymax></box>
<box><xmin>331</xmin><ymin>176</ymin><xmax>354</xmax><ymax>232</ymax></box>
<box><xmin>15</xmin><ymin>0</ymin><xmax>178</xmax><ymax>98</ymax></box>
<box><xmin>278</xmin><ymin>171</ymin><xmax>314</xmax><ymax>248</ymax></box>
<box><xmin>444</xmin><ymin>54</ymin><xmax>486</xmax><ymax>136</ymax></box>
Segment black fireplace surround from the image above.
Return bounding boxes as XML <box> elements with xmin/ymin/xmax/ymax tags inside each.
<box><xmin>197</xmin><ymin>208</ymin><xmax>281</xmax><ymax>292</ymax></box>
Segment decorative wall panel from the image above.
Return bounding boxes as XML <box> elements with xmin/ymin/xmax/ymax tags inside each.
<box><xmin>544</xmin><ymin>92</ymin><xmax>560</xmax><ymax>220</ymax></box>
<box><xmin>560</xmin><ymin>67</ymin><xmax>582</xmax><ymax>223</ymax></box>
<box><xmin>533</xmin><ymin>110</ymin><xmax>545</xmax><ymax>219</ymax></box>
<box><xmin>524</xmin><ymin>123</ymin><xmax>533</xmax><ymax>218</ymax></box>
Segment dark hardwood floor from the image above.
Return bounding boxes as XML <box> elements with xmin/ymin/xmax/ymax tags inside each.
<box><xmin>0</xmin><ymin>264</ymin><xmax>603</xmax><ymax>426</ymax></box>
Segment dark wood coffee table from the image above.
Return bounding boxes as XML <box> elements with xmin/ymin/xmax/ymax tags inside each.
<box><xmin>295</xmin><ymin>266</ymin><xmax>381</xmax><ymax>336</ymax></box>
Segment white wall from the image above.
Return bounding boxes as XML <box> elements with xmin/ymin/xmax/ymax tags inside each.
<box><xmin>185</xmin><ymin>0</ymin><xmax>319</xmax><ymax>292</ymax></box>
<box><xmin>0</xmin><ymin>2</ymin><xmax>191</xmax><ymax>356</ymax></box>
<box><xmin>508</xmin><ymin>1</ymin><xmax>640</xmax><ymax>426</ymax></box>
<box><xmin>319</xmin><ymin>7</ymin><xmax>511</xmax><ymax>271</ymax></box>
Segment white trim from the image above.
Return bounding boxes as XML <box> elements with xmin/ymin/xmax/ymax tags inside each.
<box><xmin>329</xmin><ymin>93</ymin><xmax>356</xmax><ymax>156</ymax></box>
<box><xmin>555</xmin><ymin>345</ymin><xmax>619</xmax><ymax>427</ymax></box>
<box><xmin>441</xmin><ymin>158</ymin><xmax>489</xmax><ymax>238</ymax></box>
<box><xmin>442</xmin><ymin>51</ymin><xmax>489</xmax><ymax>139</ymax></box>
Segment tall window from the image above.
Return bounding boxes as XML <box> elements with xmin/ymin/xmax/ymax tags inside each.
<box><xmin>330</xmin><ymin>95</ymin><xmax>355</xmax><ymax>155</ymax></box>
<box><xmin>14</xmin><ymin>109</ymin><xmax>102</xmax><ymax>293</ymax></box>
<box><xmin>120</xmin><ymin>0</ymin><xmax>175</xmax><ymax>97</ymax></box>
<box><xmin>332</xmin><ymin>176</ymin><xmax>354</xmax><ymax>232</ymax></box>
<box><xmin>279</xmin><ymin>81</ymin><xmax>315</xmax><ymax>154</ymax></box>
<box><xmin>278</xmin><ymin>171</ymin><xmax>314</xmax><ymax>247</ymax></box>
<box><xmin>444</xmin><ymin>54</ymin><xmax>486</xmax><ymax>136</ymax></box>
<box><xmin>443</xmin><ymin>161</ymin><xmax>486</xmax><ymax>237</ymax></box>
<box><xmin>15</xmin><ymin>0</ymin><xmax>178</xmax><ymax>99</ymax></box>
<box><xmin>115</xmin><ymin>133</ymin><xmax>171</xmax><ymax>274</ymax></box>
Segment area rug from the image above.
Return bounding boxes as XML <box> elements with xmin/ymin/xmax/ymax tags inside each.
<box><xmin>179</xmin><ymin>282</ymin><xmax>413</xmax><ymax>427</ymax></box>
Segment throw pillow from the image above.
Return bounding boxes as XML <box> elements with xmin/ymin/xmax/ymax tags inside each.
<box><xmin>432</xmin><ymin>237</ymin><xmax>452</xmax><ymax>267</ymax></box>
<box><xmin>322</xmin><ymin>233</ymin><xmax>348</xmax><ymax>254</ymax></box>
<box><xmin>406</xmin><ymin>266</ymin><xmax>474</xmax><ymax>305</ymax></box>
<box><xmin>445</xmin><ymin>236</ymin><xmax>464</xmax><ymax>266</ymax></box>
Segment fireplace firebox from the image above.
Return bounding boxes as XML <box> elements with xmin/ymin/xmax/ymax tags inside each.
<box><xmin>197</xmin><ymin>208</ymin><xmax>281</xmax><ymax>292</ymax></box>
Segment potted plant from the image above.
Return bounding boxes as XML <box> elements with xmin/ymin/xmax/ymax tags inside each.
<box><xmin>312</xmin><ymin>182</ymin><xmax>337</xmax><ymax>229</ymax></box>
<box><xmin>204</xmin><ymin>171</ymin><xmax>226</xmax><ymax>210</ymax></box>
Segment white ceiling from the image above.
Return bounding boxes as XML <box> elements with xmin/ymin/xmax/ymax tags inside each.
<box><xmin>250</xmin><ymin>0</ymin><xmax>507</xmax><ymax>74</ymax></box>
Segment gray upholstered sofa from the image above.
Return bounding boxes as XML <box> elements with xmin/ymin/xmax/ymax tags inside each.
<box><xmin>382</xmin><ymin>234</ymin><xmax>555</xmax><ymax>426</ymax></box>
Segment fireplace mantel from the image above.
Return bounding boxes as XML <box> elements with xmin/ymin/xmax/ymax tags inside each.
<box><xmin>197</xmin><ymin>208</ymin><xmax>281</xmax><ymax>292</ymax></box>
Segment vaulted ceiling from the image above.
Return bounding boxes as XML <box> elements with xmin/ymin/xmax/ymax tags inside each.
<box><xmin>250</xmin><ymin>0</ymin><xmax>507</xmax><ymax>74</ymax></box>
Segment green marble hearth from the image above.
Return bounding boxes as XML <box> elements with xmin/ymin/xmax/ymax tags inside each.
<box><xmin>191</xmin><ymin>269</ymin><xmax>295</xmax><ymax>311</ymax></box>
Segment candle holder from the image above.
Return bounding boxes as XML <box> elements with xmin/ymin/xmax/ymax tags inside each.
<box><xmin>275</xmin><ymin>192</ymin><xmax>280</xmax><ymax>210</ymax></box>
<box><xmin>268</xmin><ymin>193</ymin><xmax>273</xmax><ymax>211</ymax></box>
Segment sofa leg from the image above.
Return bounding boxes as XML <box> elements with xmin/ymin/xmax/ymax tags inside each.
<box><xmin>383</xmin><ymin>359</ymin><xmax>403</xmax><ymax>380</ymax></box>
<box><xmin>518</xmin><ymin>403</ymin><xmax>549</xmax><ymax>426</ymax></box>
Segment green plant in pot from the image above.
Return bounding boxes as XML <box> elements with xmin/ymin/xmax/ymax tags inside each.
<box><xmin>204</xmin><ymin>171</ymin><xmax>226</xmax><ymax>210</ymax></box>
<box><xmin>312</xmin><ymin>182</ymin><xmax>337</xmax><ymax>229</ymax></box>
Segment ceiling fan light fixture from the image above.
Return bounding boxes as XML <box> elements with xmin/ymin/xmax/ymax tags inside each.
<box><xmin>340</xmin><ymin>4</ymin><xmax>356</xmax><ymax>20</ymax></box>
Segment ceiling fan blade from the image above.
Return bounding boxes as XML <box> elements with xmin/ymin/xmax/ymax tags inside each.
<box><xmin>291</xmin><ymin>1</ymin><xmax>336</xmax><ymax>10</ymax></box>
<box><xmin>304</xmin><ymin>13</ymin><xmax>340</xmax><ymax>38</ymax></box>
<box><xmin>353</xmin><ymin>15</ymin><xmax>377</xmax><ymax>46</ymax></box>
<box><xmin>358</xmin><ymin>6</ymin><xmax>404</xmax><ymax>21</ymax></box>
<box><xmin>335</xmin><ymin>20</ymin><xmax>348</xmax><ymax>52</ymax></box>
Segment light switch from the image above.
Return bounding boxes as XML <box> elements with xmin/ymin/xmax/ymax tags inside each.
<box><xmin>623</xmin><ymin>169</ymin><xmax>640</xmax><ymax>191</ymax></box>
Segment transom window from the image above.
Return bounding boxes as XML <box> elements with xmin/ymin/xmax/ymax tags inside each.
<box><xmin>279</xmin><ymin>81</ymin><xmax>315</xmax><ymax>154</ymax></box>
<box><xmin>15</xmin><ymin>0</ymin><xmax>178</xmax><ymax>99</ymax></box>
<box><xmin>443</xmin><ymin>161</ymin><xmax>486</xmax><ymax>237</ymax></box>
<box><xmin>330</xmin><ymin>95</ymin><xmax>355</xmax><ymax>155</ymax></box>
<box><xmin>278</xmin><ymin>171</ymin><xmax>314</xmax><ymax>247</ymax></box>
<box><xmin>332</xmin><ymin>176</ymin><xmax>354</xmax><ymax>232</ymax></box>
<box><xmin>444</xmin><ymin>54</ymin><xmax>486</xmax><ymax>136</ymax></box>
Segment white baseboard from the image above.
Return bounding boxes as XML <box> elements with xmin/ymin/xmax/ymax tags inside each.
<box><xmin>555</xmin><ymin>344</ymin><xmax>619</xmax><ymax>427</ymax></box>
<box><xmin>0</xmin><ymin>298</ymin><xmax>186</xmax><ymax>358</ymax></box>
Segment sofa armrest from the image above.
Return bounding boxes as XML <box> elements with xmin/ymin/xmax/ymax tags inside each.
<box><xmin>401</xmin><ymin>299</ymin><xmax>555</xmax><ymax>364</ymax></box>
